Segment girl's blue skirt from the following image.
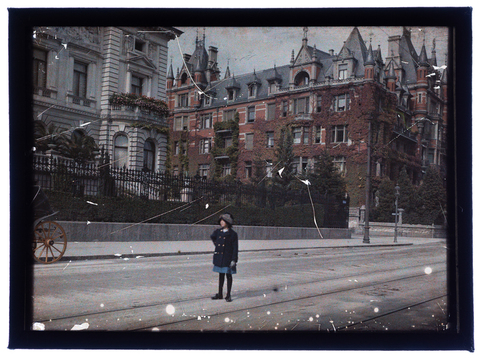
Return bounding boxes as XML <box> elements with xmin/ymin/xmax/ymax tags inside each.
<box><xmin>213</xmin><ymin>265</ymin><xmax>237</xmax><ymax>274</ymax></box>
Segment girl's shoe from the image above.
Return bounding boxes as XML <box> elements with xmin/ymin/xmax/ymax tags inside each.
<box><xmin>211</xmin><ymin>293</ymin><xmax>223</xmax><ymax>300</ymax></box>
<box><xmin>225</xmin><ymin>295</ymin><xmax>232</xmax><ymax>302</ymax></box>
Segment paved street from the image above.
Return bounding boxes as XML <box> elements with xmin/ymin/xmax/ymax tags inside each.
<box><xmin>31</xmin><ymin>240</ymin><xmax>448</xmax><ymax>332</ymax></box>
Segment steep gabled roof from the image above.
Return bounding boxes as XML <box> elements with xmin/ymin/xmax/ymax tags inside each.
<box><xmin>337</xmin><ymin>27</ymin><xmax>369</xmax><ymax>77</ymax></box>
<box><xmin>397</xmin><ymin>30</ymin><xmax>420</xmax><ymax>83</ymax></box>
<box><xmin>190</xmin><ymin>36</ymin><xmax>209</xmax><ymax>65</ymax></box>
<box><xmin>307</xmin><ymin>45</ymin><xmax>331</xmax><ymax>61</ymax></box>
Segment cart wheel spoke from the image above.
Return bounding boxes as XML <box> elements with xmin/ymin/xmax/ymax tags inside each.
<box><xmin>33</xmin><ymin>243</ymin><xmax>46</xmax><ymax>253</ymax></box>
<box><xmin>50</xmin><ymin>245</ymin><xmax>64</xmax><ymax>255</ymax></box>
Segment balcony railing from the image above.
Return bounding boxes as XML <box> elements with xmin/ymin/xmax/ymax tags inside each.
<box><xmin>33</xmin><ymin>86</ymin><xmax>57</xmax><ymax>99</ymax></box>
<box><xmin>109</xmin><ymin>104</ymin><xmax>167</xmax><ymax>125</ymax></box>
<box><xmin>68</xmin><ymin>94</ymin><xmax>95</xmax><ymax>108</ymax></box>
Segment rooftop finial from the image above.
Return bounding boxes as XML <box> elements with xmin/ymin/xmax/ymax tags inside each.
<box><xmin>302</xmin><ymin>27</ymin><xmax>309</xmax><ymax>47</ymax></box>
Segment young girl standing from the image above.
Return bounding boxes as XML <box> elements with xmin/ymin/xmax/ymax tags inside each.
<box><xmin>210</xmin><ymin>213</ymin><xmax>238</xmax><ymax>302</ymax></box>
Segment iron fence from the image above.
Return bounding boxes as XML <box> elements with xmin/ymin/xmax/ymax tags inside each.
<box><xmin>32</xmin><ymin>155</ymin><xmax>349</xmax><ymax>228</ymax></box>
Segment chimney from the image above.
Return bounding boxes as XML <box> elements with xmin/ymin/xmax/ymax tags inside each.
<box><xmin>387</xmin><ymin>35</ymin><xmax>401</xmax><ymax>60</ymax></box>
<box><xmin>329</xmin><ymin>49</ymin><xmax>334</xmax><ymax>56</ymax></box>
<box><xmin>208</xmin><ymin>46</ymin><xmax>218</xmax><ymax>65</ymax></box>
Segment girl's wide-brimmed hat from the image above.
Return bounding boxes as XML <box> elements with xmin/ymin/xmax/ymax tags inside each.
<box><xmin>219</xmin><ymin>213</ymin><xmax>233</xmax><ymax>225</ymax></box>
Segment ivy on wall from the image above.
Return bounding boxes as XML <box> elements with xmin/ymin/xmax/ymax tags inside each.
<box><xmin>130</xmin><ymin>121</ymin><xmax>170</xmax><ymax>135</ymax></box>
<box><xmin>178</xmin><ymin>130</ymin><xmax>190</xmax><ymax>175</ymax></box>
<box><xmin>211</xmin><ymin>112</ymin><xmax>240</xmax><ymax>181</ymax></box>
<box><xmin>109</xmin><ymin>93</ymin><xmax>169</xmax><ymax>117</ymax></box>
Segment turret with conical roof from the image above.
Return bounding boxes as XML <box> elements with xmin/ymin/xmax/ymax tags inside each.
<box><xmin>364</xmin><ymin>43</ymin><xmax>375</xmax><ymax>80</ymax></box>
<box><xmin>364</xmin><ymin>43</ymin><xmax>375</xmax><ymax>66</ymax></box>
<box><xmin>418</xmin><ymin>41</ymin><xmax>430</xmax><ymax>67</ymax></box>
<box><xmin>417</xmin><ymin>41</ymin><xmax>430</xmax><ymax>87</ymax></box>
<box><xmin>193</xmin><ymin>55</ymin><xmax>206</xmax><ymax>85</ymax></box>
<box><xmin>166</xmin><ymin>63</ymin><xmax>174</xmax><ymax>89</ymax></box>
<box><xmin>385</xmin><ymin>60</ymin><xmax>397</xmax><ymax>92</ymax></box>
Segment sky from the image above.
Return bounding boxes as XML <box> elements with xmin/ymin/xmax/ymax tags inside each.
<box><xmin>168</xmin><ymin>26</ymin><xmax>449</xmax><ymax>79</ymax></box>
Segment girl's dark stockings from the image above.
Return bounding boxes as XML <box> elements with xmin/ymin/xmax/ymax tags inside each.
<box><xmin>218</xmin><ymin>273</ymin><xmax>233</xmax><ymax>299</ymax></box>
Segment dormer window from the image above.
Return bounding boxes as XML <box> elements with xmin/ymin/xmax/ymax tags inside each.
<box><xmin>268</xmin><ymin>82</ymin><xmax>276</xmax><ymax>94</ymax></box>
<box><xmin>248</xmin><ymin>84</ymin><xmax>256</xmax><ymax>98</ymax></box>
<box><xmin>267</xmin><ymin>66</ymin><xmax>282</xmax><ymax>94</ymax></box>
<box><xmin>226</xmin><ymin>77</ymin><xmax>240</xmax><ymax>101</ymax></box>
<box><xmin>294</xmin><ymin>71</ymin><xmax>310</xmax><ymax>87</ymax></box>
<box><xmin>180</xmin><ymin>73</ymin><xmax>188</xmax><ymax>85</ymax></box>
<box><xmin>204</xmin><ymin>95</ymin><xmax>211</xmax><ymax>106</ymax></box>
<box><xmin>338</xmin><ymin>64</ymin><xmax>348</xmax><ymax>80</ymax></box>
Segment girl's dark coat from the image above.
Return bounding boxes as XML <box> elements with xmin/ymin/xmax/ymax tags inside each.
<box><xmin>210</xmin><ymin>228</ymin><xmax>238</xmax><ymax>267</ymax></box>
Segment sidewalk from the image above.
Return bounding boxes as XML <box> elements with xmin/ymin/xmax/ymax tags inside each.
<box><xmin>61</xmin><ymin>236</ymin><xmax>446</xmax><ymax>261</ymax></box>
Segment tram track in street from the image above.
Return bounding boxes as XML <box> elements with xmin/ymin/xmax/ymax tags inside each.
<box><xmin>138</xmin><ymin>267</ymin><xmax>447</xmax><ymax>331</ymax></box>
<box><xmin>35</xmin><ymin>260</ymin><xmax>447</xmax><ymax>331</ymax></box>
<box><xmin>334</xmin><ymin>294</ymin><xmax>449</xmax><ymax>332</ymax></box>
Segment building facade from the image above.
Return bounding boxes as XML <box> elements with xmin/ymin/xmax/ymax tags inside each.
<box><xmin>167</xmin><ymin>27</ymin><xmax>447</xmax><ymax>206</ymax></box>
<box><xmin>33</xmin><ymin>26</ymin><xmax>181</xmax><ymax>171</ymax></box>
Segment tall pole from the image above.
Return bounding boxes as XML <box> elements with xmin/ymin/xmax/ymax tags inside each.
<box><xmin>394</xmin><ymin>184</ymin><xmax>400</xmax><ymax>243</ymax></box>
<box><xmin>363</xmin><ymin>119</ymin><xmax>372</xmax><ymax>244</ymax></box>
<box><xmin>394</xmin><ymin>194</ymin><xmax>398</xmax><ymax>243</ymax></box>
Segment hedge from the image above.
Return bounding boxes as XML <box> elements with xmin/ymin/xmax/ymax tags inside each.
<box><xmin>43</xmin><ymin>190</ymin><xmax>328</xmax><ymax>228</ymax></box>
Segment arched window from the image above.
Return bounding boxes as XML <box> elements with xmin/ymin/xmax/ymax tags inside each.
<box><xmin>181</xmin><ymin>73</ymin><xmax>188</xmax><ymax>85</ymax></box>
<box><xmin>294</xmin><ymin>71</ymin><xmax>310</xmax><ymax>86</ymax></box>
<box><xmin>114</xmin><ymin>134</ymin><xmax>128</xmax><ymax>168</ymax></box>
<box><xmin>143</xmin><ymin>139</ymin><xmax>155</xmax><ymax>172</ymax></box>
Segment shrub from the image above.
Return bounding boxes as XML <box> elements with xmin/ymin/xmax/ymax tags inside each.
<box><xmin>43</xmin><ymin>190</ymin><xmax>338</xmax><ymax>228</ymax></box>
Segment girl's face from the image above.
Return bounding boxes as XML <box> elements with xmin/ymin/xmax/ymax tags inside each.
<box><xmin>220</xmin><ymin>219</ymin><xmax>228</xmax><ymax>228</ymax></box>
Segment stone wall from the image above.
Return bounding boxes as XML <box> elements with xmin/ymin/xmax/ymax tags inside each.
<box><xmin>349</xmin><ymin>206</ymin><xmax>447</xmax><ymax>238</ymax></box>
<box><xmin>355</xmin><ymin>222</ymin><xmax>446</xmax><ymax>238</ymax></box>
<box><xmin>57</xmin><ymin>221</ymin><xmax>351</xmax><ymax>242</ymax></box>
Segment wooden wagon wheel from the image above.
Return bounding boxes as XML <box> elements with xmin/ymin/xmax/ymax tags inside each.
<box><xmin>33</xmin><ymin>221</ymin><xmax>67</xmax><ymax>264</ymax></box>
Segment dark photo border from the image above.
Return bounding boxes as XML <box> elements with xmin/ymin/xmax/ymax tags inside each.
<box><xmin>8</xmin><ymin>7</ymin><xmax>473</xmax><ymax>351</ymax></box>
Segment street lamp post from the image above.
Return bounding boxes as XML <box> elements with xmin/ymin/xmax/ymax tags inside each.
<box><xmin>363</xmin><ymin>120</ymin><xmax>372</xmax><ymax>244</ymax></box>
<box><xmin>394</xmin><ymin>184</ymin><xmax>400</xmax><ymax>243</ymax></box>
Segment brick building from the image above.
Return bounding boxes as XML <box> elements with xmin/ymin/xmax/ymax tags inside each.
<box><xmin>166</xmin><ymin>27</ymin><xmax>448</xmax><ymax>206</ymax></box>
<box><xmin>33</xmin><ymin>26</ymin><xmax>181</xmax><ymax>171</ymax></box>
